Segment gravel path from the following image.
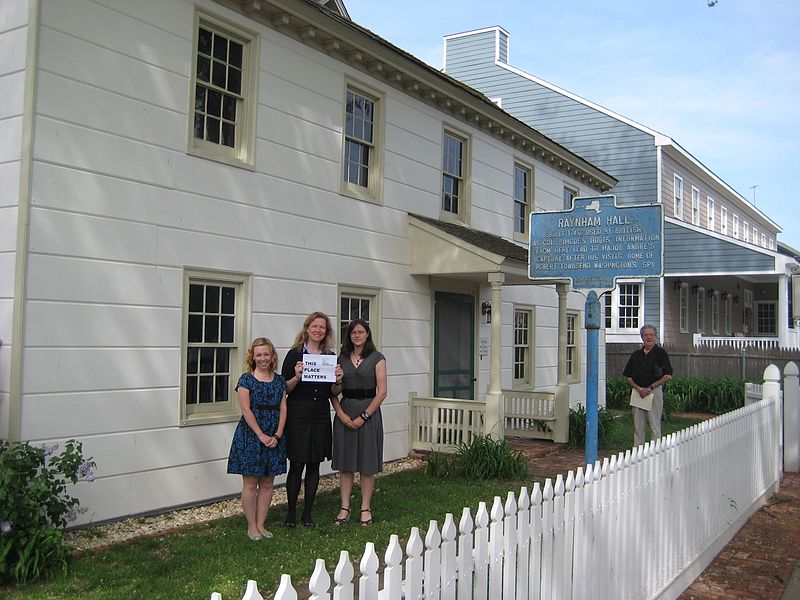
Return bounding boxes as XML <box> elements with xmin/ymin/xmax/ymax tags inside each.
<box><xmin>64</xmin><ymin>457</ymin><xmax>425</xmax><ymax>553</ymax></box>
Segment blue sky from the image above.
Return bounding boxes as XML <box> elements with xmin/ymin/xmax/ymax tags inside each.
<box><xmin>343</xmin><ymin>0</ymin><xmax>800</xmax><ymax>252</ymax></box>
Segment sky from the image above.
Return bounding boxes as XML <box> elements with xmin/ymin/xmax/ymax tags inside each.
<box><xmin>342</xmin><ymin>0</ymin><xmax>800</xmax><ymax>252</ymax></box>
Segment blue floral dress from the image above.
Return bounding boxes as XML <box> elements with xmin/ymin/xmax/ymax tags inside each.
<box><xmin>227</xmin><ymin>372</ymin><xmax>287</xmax><ymax>477</ymax></box>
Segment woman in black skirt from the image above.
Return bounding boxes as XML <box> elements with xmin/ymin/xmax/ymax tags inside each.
<box><xmin>280</xmin><ymin>311</ymin><xmax>343</xmax><ymax>527</ymax></box>
<box><xmin>331</xmin><ymin>319</ymin><xmax>387</xmax><ymax>526</ymax></box>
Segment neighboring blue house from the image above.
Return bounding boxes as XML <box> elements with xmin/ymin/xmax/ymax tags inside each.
<box><xmin>444</xmin><ymin>27</ymin><xmax>800</xmax><ymax>349</ymax></box>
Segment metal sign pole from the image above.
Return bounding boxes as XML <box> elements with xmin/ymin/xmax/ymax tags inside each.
<box><xmin>585</xmin><ymin>290</ymin><xmax>601</xmax><ymax>466</ymax></box>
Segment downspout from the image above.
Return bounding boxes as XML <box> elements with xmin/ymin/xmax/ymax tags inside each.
<box><xmin>656</xmin><ymin>144</ymin><xmax>666</xmax><ymax>339</ymax></box>
<box><xmin>7</xmin><ymin>0</ymin><xmax>41</xmax><ymax>442</ymax></box>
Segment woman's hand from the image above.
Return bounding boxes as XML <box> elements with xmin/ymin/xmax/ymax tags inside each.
<box><xmin>294</xmin><ymin>361</ymin><xmax>303</xmax><ymax>381</ymax></box>
<box><xmin>258</xmin><ymin>432</ymin><xmax>272</xmax><ymax>447</ymax></box>
<box><xmin>334</xmin><ymin>364</ymin><xmax>343</xmax><ymax>385</ymax></box>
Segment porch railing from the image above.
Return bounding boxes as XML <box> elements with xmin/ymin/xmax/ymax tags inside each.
<box><xmin>408</xmin><ymin>393</ymin><xmax>486</xmax><ymax>452</ymax></box>
<box><xmin>693</xmin><ymin>333</ymin><xmax>779</xmax><ymax>350</ymax></box>
<box><xmin>504</xmin><ymin>389</ymin><xmax>557</xmax><ymax>441</ymax></box>
<box><xmin>409</xmin><ymin>389</ymin><xmax>559</xmax><ymax>452</ymax></box>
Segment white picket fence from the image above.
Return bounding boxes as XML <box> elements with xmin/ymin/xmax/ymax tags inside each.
<box><xmin>213</xmin><ymin>365</ymin><xmax>791</xmax><ymax>600</ymax></box>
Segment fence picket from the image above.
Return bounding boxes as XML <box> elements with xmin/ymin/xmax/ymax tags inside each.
<box><xmin>502</xmin><ymin>492</ymin><xmax>518</xmax><ymax>600</ymax></box>
<box><xmin>515</xmin><ymin>487</ymin><xmax>531</xmax><ymax>600</ymax></box>
<box><xmin>457</xmin><ymin>509</ymin><xmax>474</xmax><ymax>600</ymax></box>
<box><xmin>309</xmin><ymin>559</ymin><xmax>331</xmax><ymax>600</ymax></box>
<box><xmin>405</xmin><ymin>528</ymin><xmax>424</xmax><ymax>600</ymax></box>
<box><xmin>440</xmin><ymin>515</ymin><xmax>457</xmax><ymax>600</ymax></box>
<box><xmin>383</xmin><ymin>535</ymin><xmax>403</xmax><ymax>600</ymax></box>
<box><xmin>333</xmin><ymin>551</ymin><xmax>354</xmax><ymax>600</ymax></box>
<box><xmin>473</xmin><ymin>503</ymin><xmax>489</xmax><ymax>600</ymax></box>
<box><xmin>488</xmin><ymin>496</ymin><xmax>504</xmax><ymax>600</ymax></box>
<box><xmin>528</xmin><ymin>483</ymin><xmax>543</xmax><ymax>600</ymax></box>
<box><xmin>274</xmin><ymin>576</ymin><xmax>294</xmax><ymax>600</ymax></box>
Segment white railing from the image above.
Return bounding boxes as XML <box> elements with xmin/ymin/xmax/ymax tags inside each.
<box><xmin>693</xmin><ymin>333</ymin><xmax>779</xmax><ymax>350</ymax></box>
<box><xmin>409</xmin><ymin>393</ymin><xmax>486</xmax><ymax>452</ymax></box>
<box><xmin>504</xmin><ymin>389</ymin><xmax>557</xmax><ymax>441</ymax></box>
<box><xmin>217</xmin><ymin>373</ymin><xmax>785</xmax><ymax>600</ymax></box>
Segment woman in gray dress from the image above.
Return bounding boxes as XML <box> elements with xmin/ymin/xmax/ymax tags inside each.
<box><xmin>331</xmin><ymin>319</ymin><xmax>387</xmax><ymax>526</ymax></box>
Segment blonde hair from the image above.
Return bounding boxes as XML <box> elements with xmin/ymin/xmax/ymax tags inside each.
<box><xmin>245</xmin><ymin>337</ymin><xmax>278</xmax><ymax>373</ymax></box>
<box><xmin>291</xmin><ymin>311</ymin><xmax>334</xmax><ymax>353</ymax></box>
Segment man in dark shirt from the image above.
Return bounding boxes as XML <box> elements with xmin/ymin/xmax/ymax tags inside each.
<box><xmin>623</xmin><ymin>324</ymin><xmax>673</xmax><ymax>446</ymax></box>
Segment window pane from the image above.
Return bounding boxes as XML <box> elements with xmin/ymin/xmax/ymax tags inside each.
<box><xmin>187</xmin><ymin>347</ymin><xmax>199</xmax><ymax>374</ymax></box>
<box><xmin>205</xmin><ymin>286</ymin><xmax>220</xmax><ymax>313</ymax></box>
<box><xmin>220</xmin><ymin>316</ymin><xmax>234</xmax><ymax>343</ymax></box>
<box><xmin>215</xmin><ymin>375</ymin><xmax>229</xmax><ymax>403</ymax></box>
<box><xmin>221</xmin><ymin>122</ymin><xmax>235</xmax><ymax>148</ymax></box>
<box><xmin>228</xmin><ymin>68</ymin><xmax>241</xmax><ymax>95</ymax></box>
<box><xmin>189</xmin><ymin>284</ymin><xmax>204</xmax><ymax>311</ymax></box>
<box><xmin>207</xmin><ymin>117</ymin><xmax>220</xmax><ymax>143</ymax></box>
<box><xmin>198</xmin><ymin>28</ymin><xmax>212</xmax><ymax>55</ymax></box>
<box><xmin>222</xmin><ymin>95</ymin><xmax>237</xmax><ymax>121</ymax></box>
<box><xmin>215</xmin><ymin>348</ymin><xmax>230</xmax><ymax>372</ymax></box>
<box><xmin>207</xmin><ymin>90</ymin><xmax>222</xmax><ymax>117</ymax></box>
<box><xmin>196</xmin><ymin>56</ymin><xmax>211</xmax><ymax>82</ymax></box>
<box><xmin>199</xmin><ymin>376</ymin><xmax>214</xmax><ymax>403</ymax></box>
<box><xmin>229</xmin><ymin>41</ymin><xmax>243</xmax><ymax>68</ymax></box>
<box><xmin>186</xmin><ymin>376</ymin><xmax>198</xmax><ymax>404</ymax></box>
<box><xmin>200</xmin><ymin>347</ymin><xmax>215</xmax><ymax>373</ymax></box>
<box><xmin>188</xmin><ymin>315</ymin><xmax>203</xmax><ymax>343</ymax></box>
<box><xmin>212</xmin><ymin>60</ymin><xmax>226</xmax><ymax>88</ymax></box>
<box><xmin>212</xmin><ymin>33</ymin><xmax>227</xmax><ymax>61</ymax></box>
<box><xmin>204</xmin><ymin>315</ymin><xmax>219</xmax><ymax>343</ymax></box>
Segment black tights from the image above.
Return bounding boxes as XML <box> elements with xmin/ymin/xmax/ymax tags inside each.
<box><xmin>285</xmin><ymin>461</ymin><xmax>321</xmax><ymax>522</ymax></box>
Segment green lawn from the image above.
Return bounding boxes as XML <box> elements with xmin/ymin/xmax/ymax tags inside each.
<box><xmin>3</xmin><ymin>413</ymin><xmax>705</xmax><ymax>600</ymax></box>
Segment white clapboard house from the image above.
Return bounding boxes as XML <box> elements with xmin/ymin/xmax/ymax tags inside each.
<box><xmin>0</xmin><ymin>0</ymin><xmax>615</xmax><ymax>523</ymax></box>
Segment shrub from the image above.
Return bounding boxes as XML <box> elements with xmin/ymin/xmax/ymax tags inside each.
<box><xmin>568</xmin><ymin>405</ymin><xmax>620</xmax><ymax>449</ymax></box>
<box><xmin>426</xmin><ymin>435</ymin><xmax>528</xmax><ymax>480</ymax></box>
<box><xmin>605</xmin><ymin>377</ymin><xmax>631</xmax><ymax>409</ymax></box>
<box><xmin>606</xmin><ymin>376</ymin><xmax>746</xmax><ymax>417</ymax></box>
<box><xmin>0</xmin><ymin>440</ymin><xmax>95</xmax><ymax>584</ymax></box>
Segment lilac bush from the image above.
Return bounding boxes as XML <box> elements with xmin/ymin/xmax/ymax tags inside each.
<box><xmin>0</xmin><ymin>439</ymin><xmax>95</xmax><ymax>584</ymax></box>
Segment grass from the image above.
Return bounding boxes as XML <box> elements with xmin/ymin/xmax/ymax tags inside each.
<box><xmin>2</xmin><ymin>413</ymin><xmax>706</xmax><ymax>600</ymax></box>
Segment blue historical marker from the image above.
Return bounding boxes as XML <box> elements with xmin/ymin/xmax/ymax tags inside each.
<box><xmin>529</xmin><ymin>195</ymin><xmax>663</xmax><ymax>465</ymax></box>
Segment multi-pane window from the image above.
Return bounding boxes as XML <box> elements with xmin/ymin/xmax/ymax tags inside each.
<box><xmin>743</xmin><ymin>222</ymin><xmax>750</xmax><ymax>242</ymax></box>
<box><xmin>769</xmin><ymin>238</ymin><xmax>775</xmax><ymax>250</ymax></box>
<box><xmin>514</xmin><ymin>164</ymin><xmax>532</xmax><ymax>236</ymax></box>
<box><xmin>344</xmin><ymin>88</ymin><xmax>375</xmax><ymax>188</ymax></box>
<box><xmin>563</xmin><ymin>186</ymin><xmax>577</xmax><ymax>210</ymax></box>
<box><xmin>691</xmin><ymin>187</ymin><xmax>700</xmax><ymax>225</ymax></box>
<box><xmin>339</xmin><ymin>286</ymin><xmax>379</xmax><ymax>346</ymax></box>
<box><xmin>720</xmin><ymin>206</ymin><xmax>728</xmax><ymax>235</ymax></box>
<box><xmin>696</xmin><ymin>287</ymin><xmax>705</xmax><ymax>333</ymax></box>
<box><xmin>724</xmin><ymin>294</ymin><xmax>733</xmax><ymax>335</ymax></box>
<box><xmin>618</xmin><ymin>283</ymin><xmax>641</xmax><ymax>329</ymax></box>
<box><xmin>566</xmin><ymin>312</ymin><xmax>579</xmax><ymax>380</ymax></box>
<box><xmin>513</xmin><ymin>308</ymin><xmax>533</xmax><ymax>385</ymax></box>
<box><xmin>604</xmin><ymin>294</ymin><xmax>612</xmax><ymax>329</ymax></box>
<box><xmin>673</xmin><ymin>174</ymin><xmax>683</xmax><ymax>219</ymax></box>
<box><xmin>183</xmin><ymin>271</ymin><xmax>249</xmax><ymax>423</ymax></box>
<box><xmin>679</xmin><ymin>283</ymin><xmax>689</xmax><ymax>333</ymax></box>
<box><xmin>442</xmin><ymin>131</ymin><xmax>465</xmax><ymax>216</ymax></box>
<box><xmin>753</xmin><ymin>227</ymin><xmax>758</xmax><ymax>246</ymax></box>
<box><xmin>711</xmin><ymin>291</ymin><xmax>720</xmax><ymax>334</ymax></box>
<box><xmin>761</xmin><ymin>233</ymin><xmax>767</xmax><ymax>248</ymax></box>
<box><xmin>756</xmin><ymin>302</ymin><xmax>777</xmax><ymax>336</ymax></box>
<box><xmin>733</xmin><ymin>214</ymin><xmax>740</xmax><ymax>239</ymax></box>
<box><xmin>707</xmin><ymin>197</ymin><xmax>715</xmax><ymax>230</ymax></box>
<box><xmin>190</xmin><ymin>14</ymin><xmax>256</xmax><ymax>165</ymax></box>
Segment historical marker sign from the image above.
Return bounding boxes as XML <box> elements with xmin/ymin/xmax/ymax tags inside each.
<box><xmin>529</xmin><ymin>195</ymin><xmax>663</xmax><ymax>292</ymax></box>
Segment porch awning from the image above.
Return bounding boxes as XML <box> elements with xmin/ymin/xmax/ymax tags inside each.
<box><xmin>408</xmin><ymin>214</ymin><xmax>533</xmax><ymax>284</ymax></box>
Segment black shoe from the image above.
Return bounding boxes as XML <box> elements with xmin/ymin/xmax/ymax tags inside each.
<box><xmin>301</xmin><ymin>516</ymin><xmax>315</xmax><ymax>528</ymax></box>
<box><xmin>283</xmin><ymin>518</ymin><xmax>296</xmax><ymax>529</ymax></box>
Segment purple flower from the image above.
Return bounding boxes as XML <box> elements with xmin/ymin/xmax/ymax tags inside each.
<box><xmin>67</xmin><ymin>510</ymin><xmax>77</xmax><ymax>522</ymax></box>
<box><xmin>77</xmin><ymin>459</ymin><xmax>95</xmax><ymax>481</ymax></box>
<box><xmin>0</xmin><ymin>521</ymin><xmax>11</xmax><ymax>535</ymax></box>
<box><xmin>41</xmin><ymin>442</ymin><xmax>59</xmax><ymax>456</ymax></box>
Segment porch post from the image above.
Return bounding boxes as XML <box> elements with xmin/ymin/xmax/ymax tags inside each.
<box><xmin>486</xmin><ymin>272</ymin><xmax>505</xmax><ymax>437</ymax></box>
<box><xmin>779</xmin><ymin>274</ymin><xmax>788</xmax><ymax>347</ymax></box>
<box><xmin>553</xmin><ymin>283</ymin><xmax>570</xmax><ymax>443</ymax></box>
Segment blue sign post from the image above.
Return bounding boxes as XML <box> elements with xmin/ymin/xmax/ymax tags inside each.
<box><xmin>529</xmin><ymin>196</ymin><xmax>663</xmax><ymax>466</ymax></box>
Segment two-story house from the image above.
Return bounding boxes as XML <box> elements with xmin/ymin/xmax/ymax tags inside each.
<box><xmin>443</xmin><ymin>26</ymin><xmax>800</xmax><ymax>350</ymax></box>
<box><xmin>0</xmin><ymin>0</ymin><xmax>615</xmax><ymax>522</ymax></box>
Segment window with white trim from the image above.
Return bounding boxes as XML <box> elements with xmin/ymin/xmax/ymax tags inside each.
<box><xmin>743</xmin><ymin>221</ymin><xmax>750</xmax><ymax>242</ymax></box>
<box><xmin>768</xmin><ymin>238</ymin><xmax>774</xmax><ymax>250</ymax></box>
<box><xmin>563</xmin><ymin>185</ymin><xmax>577</xmax><ymax>210</ymax></box>
<box><xmin>673</xmin><ymin>174</ymin><xmax>684</xmax><ymax>219</ymax></box>
<box><xmin>753</xmin><ymin>227</ymin><xmax>758</xmax><ymax>245</ymax></box>
<box><xmin>339</xmin><ymin>286</ymin><xmax>380</xmax><ymax>346</ymax></box>
<box><xmin>691</xmin><ymin>186</ymin><xmax>700</xmax><ymax>225</ymax></box>
<box><xmin>679</xmin><ymin>283</ymin><xmax>689</xmax><ymax>333</ymax></box>
<box><xmin>756</xmin><ymin>302</ymin><xmax>777</xmax><ymax>336</ymax></box>
<box><xmin>696</xmin><ymin>287</ymin><xmax>705</xmax><ymax>333</ymax></box>
<box><xmin>342</xmin><ymin>84</ymin><xmax>383</xmax><ymax>202</ymax></box>
<box><xmin>189</xmin><ymin>11</ymin><xmax>257</xmax><ymax>167</ymax></box>
<box><xmin>566</xmin><ymin>312</ymin><xmax>580</xmax><ymax>381</ymax></box>
<box><xmin>182</xmin><ymin>269</ymin><xmax>250</xmax><ymax>424</ymax></box>
<box><xmin>441</xmin><ymin>129</ymin><xmax>469</xmax><ymax>221</ymax></box>
<box><xmin>724</xmin><ymin>294</ymin><xmax>732</xmax><ymax>335</ymax></box>
<box><xmin>720</xmin><ymin>206</ymin><xmax>728</xmax><ymax>235</ymax></box>
<box><xmin>513</xmin><ymin>163</ymin><xmax>532</xmax><ymax>239</ymax></box>
<box><xmin>761</xmin><ymin>232</ymin><xmax>767</xmax><ymax>247</ymax></box>
<box><xmin>513</xmin><ymin>307</ymin><xmax>533</xmax><ymax>386</ymax></box>
<box><xmin>711</xmin><ymin>291</ymin><xmax>720</xmax><ymax>334</ymax></box>
<box><xmin>707</xmin><ymin>196</ymin><xmax>715</xmax><ymax>230</ymax></box>
<box><xmin>604</xmin><ymin>283</ymin><xmax>642</xmax><ymax>331</ymax></box>
<box><xmin>733</xmin><ymin>214</ymin><xmax>740</xmax><ymax>239</ymax></box>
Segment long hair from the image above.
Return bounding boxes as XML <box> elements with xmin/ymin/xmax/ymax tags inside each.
<box><xmin>340</xmin><ymin>319</ymin><xmax>377</xmax><ymax>359</ymax></box>
<box><xmin>245</xmin><ymin>337</ymin><xmax>279</xmax><ymax>373</ymax></box>
<box><xmin>291</xmin><ymin>311</ymin><xmax>334</xmax><ymax>353</ymax></box>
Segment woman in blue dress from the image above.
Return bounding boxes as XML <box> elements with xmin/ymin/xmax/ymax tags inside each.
<box><xmin>227</xmin><ymin>337</ymin><xmax>287</xmax><ymax>540</ymax></box>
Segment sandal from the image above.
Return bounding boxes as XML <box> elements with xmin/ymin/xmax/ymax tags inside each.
<box><xmin>360</xmin><ymin>508</ymin><xmax>372</xmax><ymax>527</ymax></box>
<box><xmin>334</xmin><ymin>507</ymin><xmax>351</xmax><ymax>525</ymax></box>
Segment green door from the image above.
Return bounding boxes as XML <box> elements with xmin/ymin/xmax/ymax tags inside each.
<box><xmin>434</xmin><ymin>292</ymin><xmax>475</xmax><ymax>399</ymax></box>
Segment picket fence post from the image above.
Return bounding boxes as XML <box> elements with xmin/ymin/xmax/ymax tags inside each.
<box><xmin>274</xmin><ymin>575</ymin><xmax>295</xmax><ymax>600</ymax></box>
<box><xmin>309</xmin><ymin>559</ymin><xmax>331</xmax><ymax>600</ymax></box>
<box><xmin>784</xmin><ymin>361</ymin><xmax>800</xmax><ymax>472</ymax></box>
<box><xmin>404</xmin><ymin>528</ymin><xmax>423</xmax><ymax>600</ymax></box>
<box><xmin>333</xmin><ymin>550</ymin><xmax>354</xmax><ymax>600</ymax></box>
<box><xmin>383</xmin><ymin>535</ymin><xmax>403</xmax><ymax>600</ymax></box>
